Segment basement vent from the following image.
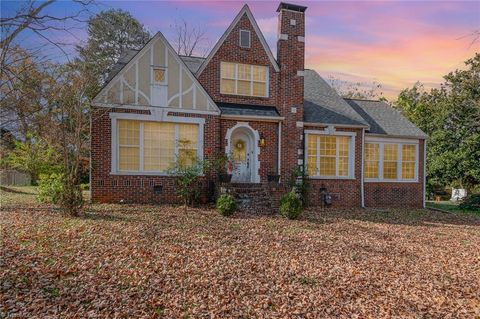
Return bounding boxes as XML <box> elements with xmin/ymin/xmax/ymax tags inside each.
<box><xmin>98</xmin><ymin>180</ymin><xmax>104</xmax><ymax>186</ymax></box>
<box><xmin>239</xmin><ymin>29</ymin><xmax>251</xmax><ymax>48</ymax></box>
<box><xmin>153</xmin><ymin>185</ymin><xmax>163</xmax><ymax>195</ymax></box>
<box><xmin>124</xmin><ymin>180</ymin><xmax>131</xmax><ymax>187</ymax></box>
<box><xmin>149</xmin><ymin>180</ymin><xmax>155</xmax><ymax>187</ymax></box>
<box><xmin>112</xmin><ymin>180</ymin><xmax>118</xmax><ymax>187</ymax></box>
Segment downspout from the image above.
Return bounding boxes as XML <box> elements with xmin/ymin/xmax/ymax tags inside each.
<box><xmin>89</xmin><ymin>109</ymin><xmax>92</xmax><ymax>204</ymax></box>
<box><xmin>278</xmin><ymin>121</ymin><xmax>282</xmax><ymax>181</ymax></box>
<box><xmin>360</xmin><ymin>128</ymin><xmax>365</xmax><ymax>208</ymax></box>
<box><xmin>423</xmin><ymin>139</ymin><xmax>426</xmax><ymax>208</ymax></box>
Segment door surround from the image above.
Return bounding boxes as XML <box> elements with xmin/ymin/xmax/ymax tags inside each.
<box><xmin>225</xmin><ymin>122</ymin><xmax>260</xmax><ymax>183</ymax></box>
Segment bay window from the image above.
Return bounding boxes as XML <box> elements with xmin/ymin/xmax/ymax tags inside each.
<box><xmin>306</xmin><ymin>132</ymin><xmax>355</xmax><ymax>178</ymax></box>
<box><xmin>364</xmin><ymin>140</ymin><xmax>418</xmax><ymax>181</ymax></box>
<box><xmin>116</xmin><ymin>119</ymin><xmax>201</xmax><ymax>174</ymax></box>
<box><xmin>220</xmin><ymin>62</ymin><xmax>268</xmax><ymax>97</ymax></box>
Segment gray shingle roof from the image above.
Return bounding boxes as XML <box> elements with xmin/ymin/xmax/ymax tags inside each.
<box><xmin>180</xmin><ymin>56</ymin><xmax>205</xmax><ymax>74</ymax></box>
<box><xmin>217</xmin><ymin>102</ymin><xmax>280</xmax><ymax>117</ymax></box>
<box><xmin>105</xmin><ymin>49</ymin><xmax>139</xmax><ymax>83</ymax></box>
<box><xmin>303</xmin><ymin>70</ymin><xmax>368</xmax><ymax>127</ymax></box>
<box><xmin>345</xmin><ymin>99</ymin><xmax>427</xmax><ymax>138</ymax></box>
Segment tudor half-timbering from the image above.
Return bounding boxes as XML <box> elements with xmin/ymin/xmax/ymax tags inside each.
<box><xmin>91</xmin><ymin>2</ymin><xmax>427</xmax><ymax>208</ymax></box>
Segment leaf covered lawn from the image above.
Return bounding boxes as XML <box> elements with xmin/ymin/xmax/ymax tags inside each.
<box><xmin>1</xmin><ymin>204</ymin><xmax>479</xmax><ymax>318</ymax></box>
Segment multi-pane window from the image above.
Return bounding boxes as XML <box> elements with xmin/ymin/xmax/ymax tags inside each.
<box><xmin>402</xmin><ymin>145</ymin><xmax>416</xmax><ymax>179</ymax></box>
<box><xmin>364</xmin><ymin>142</ymin><xmax>418</xmax><ymax>181</ymax></box>
<box><xmin>383</xmin><ymin>144</ymin><xmax>398</xmax><ymax>179</ymax></box>
<box><xmin>220</xmin><ymin>62</ymin><xmax>268</xmax><ymax>97</ymax></box>
<box><xmin>306</xmin><ymin>134</ymin><xmax>352</xmax><ymax>178</ymax></box>
<box><xmin>118</xmin><ymin>120</ymin><xmax>140</xmax><ymax>171</ymax></box>
<box><xmin>117</xmin><ymin>120</ymin><xmax>199</xmax><ymax>173</ymax></box>
<box><xmin>364</xmin><ymin>143</ymin><xmax>379</xmax><ymax>178</ymax></box>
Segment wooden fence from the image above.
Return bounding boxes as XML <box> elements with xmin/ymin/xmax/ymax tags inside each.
<box><xmin>0</xmin><ymin>170</ymin><xmax>31</xmax><ymax>186</ymax></box>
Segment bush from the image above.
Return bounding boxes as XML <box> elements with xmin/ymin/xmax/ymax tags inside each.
<box><xmin>279</xmin><ymin>191</ymin><xmax>303</xmax><ymax>220</ymax></box>
<box><xmin>459</xmin><ymin>194</ymin><xmax>480</xmax><ymax>211</ymax></box>
<box><xmin>80</xmin><ymin>183</ymin><xmax>90</xmax><ymax>190</ymax></box>
<box><xmin>37</xmin><ymin>173</ymin><xmax>64</xmax><ymax>204</ymax></box>
<box><xmin>216</xmin><ymin>194</ymin><xmax>237</xmax><ymax>216</ymax></box>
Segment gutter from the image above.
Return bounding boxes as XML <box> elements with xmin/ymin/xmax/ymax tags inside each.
<box><xmin>220</xmin><ymin>114</ymin><xmax>285</xmax><ymax>122</ymax></box>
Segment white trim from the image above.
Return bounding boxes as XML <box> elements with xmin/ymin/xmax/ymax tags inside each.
<box><xmin>363</xmin><ymin>140</ymin><xmax>420</xmax><ymax>183</ymax></box>
<box><xmin>278</xmin><ymin>34</ymin><xmax>289</xmax><ymax>40</ymax></box>
<box><xmin>304</xmin><ymin>130</ymin><xmax>356</xmax><ymax>179</ymax></box>
<box><xmin>303</xmin><ymin>122</ymin><xmax>370</xmax><ymax>129</ymax></box>
<box><xmin>225</xmin><ymin>122</ymin><xmax>261</xmax><ymax>183</ymax></box>
<box><xmin>92</xmin><ymin>102</ymin><xmax>220</xmax><ymax>115</ymax></box>
<box><xmin>361</xmin><ymin>128</ymin><xmax>365</xmax><ymax>208</ymax></box>
<box><xmin>290</xmin><ymin>19</ymin><xmax>296</xmax><ymax>26</ymax></box>
<box><xmin>296</xmin><ymin>70</ymin><xmax>305</xmax><ymax>77</ymax></box>
<box><xmin>296</xmin><ymin>121</ymin><xmax>304</xmax><ymax>128</ymax></box>
<box><xmin>278</xmin><ymin>122</ymin><xmax>282</xmax><ymax>177</ymax></box>
<box><xmin>220</xmin><ymin>114</ymin><xmax>284</xmax><ymax>122</ymax></box>
<box><xmin>423</xmin><ymin>140</ymin><xmax>426</xmax><ymax>208</ymax></box>
<box><xmin>196</xmin><ymin>4</ymin><xmax>280</xmax><ymax>76</ymax></box>
<box><xmin>366</xmin><ymin>133</ymin><xmax>428</xmax><ymax>140</ymax></box>
<box><xmin>297</xmin><ymin>36</ymin><xmax>305</xmax><ymax>42</ymax></box>
<box><xmin>239</xmin><ymin>29</ymin><xmax>251</xmax><ymax>48</ymax></box>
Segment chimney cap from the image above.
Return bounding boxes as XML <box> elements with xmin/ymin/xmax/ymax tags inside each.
<box><xmin>276</xmin><ymin>2</ymin><xmax>307</xmax><ymax>13</ymax></box>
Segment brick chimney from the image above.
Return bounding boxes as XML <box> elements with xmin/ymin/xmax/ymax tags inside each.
<box><xmin>276</xmin><ymin>2</ymin><xmax>307</xmax><ymax>180</ymax></box>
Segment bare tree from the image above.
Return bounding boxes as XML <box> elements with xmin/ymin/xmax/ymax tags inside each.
<box><xmin>327</xmin><ymin>75</ymin><xmax>385</xmax><ymax>101</ymax></box>
<box><xmin>172</xmin><ymin>19</ymin><xmax>209</xmax><ymax>57</ymax></box>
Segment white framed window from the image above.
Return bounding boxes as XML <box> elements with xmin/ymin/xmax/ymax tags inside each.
<box><xmin>239</xmin><ymin>29</ymin><xmax>251</xmax><ymax>48</ymax></box>
<box><xmin>364</xmin><ymin>138</ymin><xmax>419</xmax><ymax>182</ymax></box>
<box><xmin>110</xmin><ymin>114</ymin><xmax>204</xmax><ymax>175</ymax></box>
<box><xmin>305</xmin><ymin>130</ymin><xmax>356</xmax><ymax>179</ymax></box>
<box><xmin>220</xmin><ymin>62</ymin><xmax>268</xmax><ymax>97</ymax></box>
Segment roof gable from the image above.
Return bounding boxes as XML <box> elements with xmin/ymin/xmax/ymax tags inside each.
<box><xmin>196</xmin><ymin>4</ymin><xmax>280</xmax><ymax>76</ymax></box>
<box><xmin>303</xmin><ymin>70</ymin><xmax>368</xmax><ymax>127</ymax></box>
<box><xmin>93</xmin><ymin>32</ymin><xmax>219</xmax><ymax>114</ymax></box>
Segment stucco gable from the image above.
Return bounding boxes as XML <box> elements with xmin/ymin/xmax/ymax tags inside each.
<box><xmin>92</xmin><ymin>32</ymin><xmax>219</xmax><ymax>114</ymax></box>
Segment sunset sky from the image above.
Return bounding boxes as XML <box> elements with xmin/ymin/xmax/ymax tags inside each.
<box><xmin>3</xmin><ymin>0</ymin><xmax>480</xmax><ymax>99</ymax></box>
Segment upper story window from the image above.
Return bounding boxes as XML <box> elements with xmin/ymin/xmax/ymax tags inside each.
<box><xmin>364</xmin><ymin>141</ymin><xmax>418</xmax><ymax>182</ymax></box>
<box><xmin>239</xmin><ymin>30</ymin><xmax>251</xmax><ymax>48</ymax></box>
<box><xmin>220</xmin><ymin>62</ymin><xmax>268</xmax><ymax>97</ymax></box>
<box><xmin>305</xmin><ymin>132</ymin><xmax>355</xmax><ymax>179</ymax></box>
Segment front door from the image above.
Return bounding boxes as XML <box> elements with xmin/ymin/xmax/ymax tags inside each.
<box><xmin>231</xmin><ymin>134</ymin><xmax>251</xmax><ymax>183</ymax></box>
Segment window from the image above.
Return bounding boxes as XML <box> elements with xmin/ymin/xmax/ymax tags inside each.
<box><xmin>116</xmin><ymin>119</ymin><xmax>200</xmax><ymax>173</ymax></box>
<box><xmin>364</xmin><ymin>141</ymin><xmax>418</xmax><ymax>181</ymax></box>
<box><xmin>220</xmin><ymin>62</ymin><xmax>268</xmax><ymax>97</ymax></box>
<box><xmin>239</xmin><ymin>30</ymin><xmax>251</xmax><ymax>48</ymax></box>
<box><xmin>402</xmin><ymin>145</ymin><xmax>416</xmax><ymax>179</ymax></box>
<box><xmin>364</xmin><ymin>143</ymin><xmax>379</xmax><ymax>178</ymax></box>
<box><xmin>153</xmin><ymin>68</ymin><xmax>166</xmax><ymax>85</ymax></box>
<box><xmin>306</xmin><ymin>134</ymin><xmax>353</xmax><ymax>178</ymax></box>
<box><xmin>383</xmin><ymin>144</ymin><xmax>398</xmax><ymax>179</ymax></box>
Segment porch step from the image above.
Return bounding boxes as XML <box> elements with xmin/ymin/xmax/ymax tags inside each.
<box><xmin>218</xmin><ymin>183</ymin><xmax>278</xmax><ymax>214</ymax></box>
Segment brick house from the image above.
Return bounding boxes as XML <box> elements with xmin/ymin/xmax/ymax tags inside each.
<box><xmin>91</xmin><ymin>2</ymin><xmax>427</xmax><ymax>208</ymax></box>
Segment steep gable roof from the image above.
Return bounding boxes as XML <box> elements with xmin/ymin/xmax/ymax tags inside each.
<box><xmin>345</xmin><ymin>99</ymin><xmax>428</xmax><ymax>138</ymax></box>
<box><xmin>195</xmin><ymin>4</ymin><xmax>280</xmax><ymax>76</ymax></box>
<box><xmin>92</xmin><ymin>32</ymin><xmax>219</xmax><ymax>114</ymax></box>
<box><xmin>303</xmin><ymin>70</ymin><xmax>368</xmax><ymax>127</ymax></box>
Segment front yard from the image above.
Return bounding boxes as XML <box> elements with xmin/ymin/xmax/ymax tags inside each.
<box><xmin>1</xmin><ymin>187</ymin><xmax>479</xmax><ymax>318</ymax></box>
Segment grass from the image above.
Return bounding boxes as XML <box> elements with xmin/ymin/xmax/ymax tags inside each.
<box><xmin>1</xmin><ymin>188</ymin><xmax>480</xmax><ymax>318</ymax></box>
<box><xmin>426</xmin><ymin>200</ymin><xmax>480</xmax><ymax>215</ymax></box>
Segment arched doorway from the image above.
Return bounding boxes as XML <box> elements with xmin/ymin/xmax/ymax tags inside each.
<box><xmin>226</xmin><ymin>124</ymin><xmax>260</xmax><ymax>183</ymax></box>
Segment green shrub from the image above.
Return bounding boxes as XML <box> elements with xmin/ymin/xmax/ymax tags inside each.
<box><xmin>216</xmin><ymin>194</ymin><xmax>237</xmax><ymax>216</ymax></box>
<box><xmin>459</xmin><ymin>194</ymin><xmax>480</xmax><ymax>211</ymax></box>
<box><xmin>37</xmin><ymin>173</ymin><xmax>64</xmax><ymax>204</ymax></box>
<box><xmin>80</xmin><ymin>183</ymin><xmax>90</xmax><ymax>191</ymax></box>
<box><xmin>280</xmin><ymin>191</ymin><xmax>303</xmax><ymax>220</ymax></box>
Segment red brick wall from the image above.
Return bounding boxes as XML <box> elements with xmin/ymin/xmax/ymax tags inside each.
<box><xmin>198</xmin><ymin>13</ymin><xmax>279</xmax><ymax>106</ymax></box>
<box><xmin>305</xmin><ymin>127</ymin><xmax>364</xmax><ymax>208</ymax></box>
<box><xmin>220</xmin><ymin>119</ymin><xmax>279</xmax><ymax>182</ymax></box>
<box><xmin>277</xmin><ymin>8</ymin><xmax>305</xmax><ymax>183</ymax></box>
<box><xmin>364</xmin><ymin>139</ymin><xmax>425</xmax><ymax>208</ymax></box>
<box><xmin>90</xmin><ymin>106</ymin><xmax>220</xmax><ymax>204</ymax></box>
